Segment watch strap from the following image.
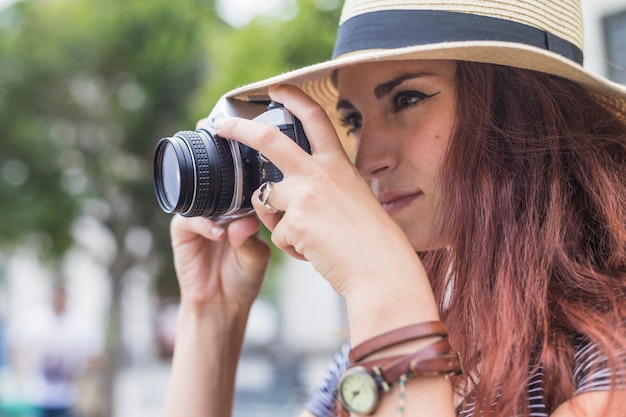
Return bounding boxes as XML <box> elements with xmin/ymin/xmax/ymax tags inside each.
<box><xmin>349</xmin><ymin>338</ymin><xmax>463</xmax><ymax>386</ymax></box>
<box><xmin>349</xmin><ymin>321</ymin><xmax>448</xmax><ymax>363</ymax></box>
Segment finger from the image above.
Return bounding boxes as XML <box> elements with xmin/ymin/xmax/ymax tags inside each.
<box><xmin>254</xmin><ymin>208</ymin><xmax>283</xmax><ymax>234</ymax></box>
<box><xmin>252</xmin><ymin>182</ymin><xmax>306</xmax><ymax>262</ymax></box>
<box><xmin>268</xmin><ymin>84</ymin><xmax>347</xmax><ymax>157</ymax></box>
<box><xmin>195</xmin><ymin>117</ymin><xmax>212</xmax><ymax>130</ymax></box>
<box><xmin>225</xmin><ymin>215</ymin><xmax>263</xmax><ymax>248</ymax></box>
<box><xmin>279</xmin><ymin>245</ymin><xmax>307</xmax><ymax>261</ymax></box>
<box><xmin>251</xmin><ymin>184</ymin><xmax>283</xmax><ymax>232</ymax></box>
<box><xmin>171</xmin><ymin>215</ymin><xmax>225</xmax><ymax>245</ymax></box>
<box><xmin>214</xmin><ymin>117</ymin><xmax>309</xmax><ymax>177</ymax></box>
<box><xmin>249</xmin><ymin>182</ymin><xmax>307</xmax><ymax>262</ymax></box>
<box><xmin>270</xmin><ymin>221</ymin><xmax>306</xmax><ymax>261</ymax></box>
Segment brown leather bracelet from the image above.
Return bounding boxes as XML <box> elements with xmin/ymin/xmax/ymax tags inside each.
<box><xmin>381</xmin><ymin>339</ymin><xmax>462</xmax><ymax>383</ymax></box>
<box><xmin>349</xmin><ymin>321</ymin><xmax>448</xmax><ymax>363</ymax></box>
<box><xmin>349</xmin><ymin>338</ymin><xmax>462</xmax><ymax>386</ymax></box>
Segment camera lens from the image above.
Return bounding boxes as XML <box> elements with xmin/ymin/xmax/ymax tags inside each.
<box><xmin>153</xmin><ymin>130</ymin><xmax>235</xmax><ymax>218</ymax></box>
<box><xmin>160</xmin><ymin>142</ymin><xmax>182</xmax><ymax>211</ymax></box>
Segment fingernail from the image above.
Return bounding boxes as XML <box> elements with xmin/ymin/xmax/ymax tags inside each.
<box><xmin>210</xmin><ymin>226</ymin><xmax>224</xmax><ymax>238</ymax></box>
<box><xmin>213</xmin><ymin>119</ymin><xmax>224</xmax><ymax>133</ymax></box>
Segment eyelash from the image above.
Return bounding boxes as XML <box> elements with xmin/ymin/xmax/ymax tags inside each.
<box><xmin>338</xmin><ymin>89</ymin><xmax>441</xmax><ymax>135</ymax></box>
<box><xmin>390</xmin><ymin>89</ymin><xmax>440</xmax><ymax>113</ymax></box>
<box><xmin>339</xmin><ymin>112</ymin><xmax>362</xmax><ymax>136</ymax></box>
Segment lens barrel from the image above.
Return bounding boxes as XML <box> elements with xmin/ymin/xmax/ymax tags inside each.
<box><xmin>153</xmin><ymin>103</ymin><xmax>311</xmax><ymax>220</ymax></box>
<box><xmin>153</xmin><ymin>129</ymin><xmax>235</xmax><ymax>218</ymax></box>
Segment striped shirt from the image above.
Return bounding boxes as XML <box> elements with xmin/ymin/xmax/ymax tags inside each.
<box><xmin>305</xmin><ymin>338</ymin><xmax>626</xmax><ymax>417</ymax></box>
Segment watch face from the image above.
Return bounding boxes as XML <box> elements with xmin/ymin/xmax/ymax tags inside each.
<box><xmin>338</xmin><ymin>366</ymin><xmax>379</xmax><ymax>415</ymax></box>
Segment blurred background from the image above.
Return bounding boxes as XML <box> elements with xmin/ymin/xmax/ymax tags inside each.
<box><xmin>0</xmin><ymin>0</ymin><xmax>623</xmax><ymax>416</ymax></box>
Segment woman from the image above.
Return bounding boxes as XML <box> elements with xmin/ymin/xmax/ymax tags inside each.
<box><xmin>163</xmin><ymin>1</ymin><xmax>626</xmax><ymax>416</ymax></box>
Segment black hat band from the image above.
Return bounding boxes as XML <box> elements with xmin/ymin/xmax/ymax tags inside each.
<box><xmin>332</xmin><ymin>9</ymin><xmax>584</xmax><ymax>65</ymax></box>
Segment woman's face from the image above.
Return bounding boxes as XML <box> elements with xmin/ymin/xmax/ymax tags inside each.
<box><xmin>336</xmin><ymin>60</ymin><xmax>457</xmax><ymax>250</ymax></box>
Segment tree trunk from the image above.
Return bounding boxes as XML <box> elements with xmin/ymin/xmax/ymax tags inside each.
<box><xmin>97</xmin><ymin>239</ymin><xmax>134</xmax><ymax>417</ymax></box>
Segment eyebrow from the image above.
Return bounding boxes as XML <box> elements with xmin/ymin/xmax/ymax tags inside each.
<box><xmin>374</xmin><ymin>72</ymin><xmax>432</xmax><ymax>99</ymax></box>
<box><xmin>336</xmin><ymin>71</ymin><xmax>435</xmax><ymax>111</ymax></box>
<box><xmin>336</xmin><ymin>99</ymin><xmax>355</xmax><ymax>111</ymax></box>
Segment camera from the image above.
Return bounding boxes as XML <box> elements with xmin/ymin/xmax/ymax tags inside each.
<box><xmin>153</xmin><ymin>98</ymin><xmax>311</xmax><ymax>220</ymax></box>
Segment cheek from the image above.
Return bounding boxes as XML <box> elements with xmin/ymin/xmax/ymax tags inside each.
<box><xmin>433</xmin><ymin>134</ymin><xmax>450</xmax><ymax>168</ymax></box>
<box><xmin>430</xmin><ymin>119</ymin><xmax>453</xmax><ymax>166</ymax></box>
<box><xmin>406</xmin><ymin>124</ymin><xmax>450</xmax><ymax>174</ymax></box>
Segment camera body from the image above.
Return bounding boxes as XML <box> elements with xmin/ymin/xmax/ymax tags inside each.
<box><xmin>153</xmin><ymin>97</ymin><xmax>311</xmax><ymax>220</ymax></box>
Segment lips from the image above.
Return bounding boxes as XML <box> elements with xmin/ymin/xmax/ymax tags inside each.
<box><xmin>378</xmin><ymin>191</ymin><xmax>422</xmax><ymax>215</ymax></box>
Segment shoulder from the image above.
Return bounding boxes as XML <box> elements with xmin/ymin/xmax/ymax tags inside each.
<box><xmin>573</xmin><ymin>335</ymin><xmax>626</xmax><ymax>394</ymax></box>
<box><xmin>543</xmin><ymin>335</ymin><xmax>626</xmax><ymax>416</ymax></box>
<box><xmin>551</xmin><ymin>390</ymin><xmax>626</xmax><ymax>417</ymax></box>
<box><xmin>304</xmin><ymin>343</ymin><xmax>351</xmax><ymax>417</ymax></box>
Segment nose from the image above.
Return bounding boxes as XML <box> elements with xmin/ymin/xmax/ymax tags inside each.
<box><xmin>354</xmin><ymin>124</ymin><xmax>399</xmax><ymax>179</ymax></box>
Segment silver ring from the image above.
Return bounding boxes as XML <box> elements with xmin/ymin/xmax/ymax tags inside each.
<box><xmin>257</xmin><ymin>182</ymin><xmax>278</xmax><ymax>213</ymax></box>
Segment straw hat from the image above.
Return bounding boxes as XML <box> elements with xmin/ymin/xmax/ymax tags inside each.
<box><xmin>224</xmin><ymin>0</ymin><xmax>626</xmax><ymax>145</ymax></box>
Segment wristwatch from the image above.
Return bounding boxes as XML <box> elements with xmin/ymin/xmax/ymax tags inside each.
<box><xmin>337</xmin><ymin>339</ymin><xmax>463</xmax><ymax>415</ymax></box>
<box><xmin>337</xmin><ymin>365</ymin><xmax>389</xmax><ymax>415</ymax></box>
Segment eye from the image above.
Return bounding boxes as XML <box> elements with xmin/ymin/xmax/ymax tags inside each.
<box><xmin>339</xmin><ymin>112</ymin><xmax>362</xmax><ymax>135</ymax></box>
<box><xmin>392</xmin><ymin>90</ymin><xmax>440</xmax><ymax>112</ymax></box>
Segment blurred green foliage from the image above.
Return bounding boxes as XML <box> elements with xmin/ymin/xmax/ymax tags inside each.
<box><xmin>0</xmin><ymin>0</ymin><xmax>341</xmax><ymax>412</ymax></box>
<box><xmin>0</xmin><ymin>0</ymin><xmax>340</xmax><ymax>296</ymax></box>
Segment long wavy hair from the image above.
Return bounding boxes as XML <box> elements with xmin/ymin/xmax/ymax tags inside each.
<box><xmin>422</xmin><ymin>61</ymin><xmax>626</xmax><ymax>416</ymax></box>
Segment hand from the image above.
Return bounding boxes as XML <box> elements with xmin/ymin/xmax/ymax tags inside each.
<box><xmin>170</xmin><ymin>214</ymin><xmax>271</xmax><ymax>313</ymax></box>
<box><xmin>213</xmin><ymin>85</ymin><xmax>418</xmax><ymax>299</ymax></box>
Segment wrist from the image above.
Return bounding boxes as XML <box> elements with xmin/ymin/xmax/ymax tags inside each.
<box><xmin>176</xmin><ymin>299</ymin><xmax>251</xmax><ymax>341</ymax></box>
<box><xmin>344</xmin><ymin>261</ymin><xmax>440</xmax><ymax>347</ymax></box>
<box><xmin>166</xmin><ymin>300</ymin><xmax>250</xmax><ymax>417</ymax></box>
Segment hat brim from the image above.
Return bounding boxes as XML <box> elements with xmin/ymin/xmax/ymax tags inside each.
<box><xmin>224</xmin><ymin>40</ymin><xmax>626</xmax><ymax>151</ymax></box>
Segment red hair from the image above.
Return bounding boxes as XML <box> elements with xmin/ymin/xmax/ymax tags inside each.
<box><xmin>422</xmin><ymin>62</ymin><xmax>626</xmax><ymax>416</ymax></box>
